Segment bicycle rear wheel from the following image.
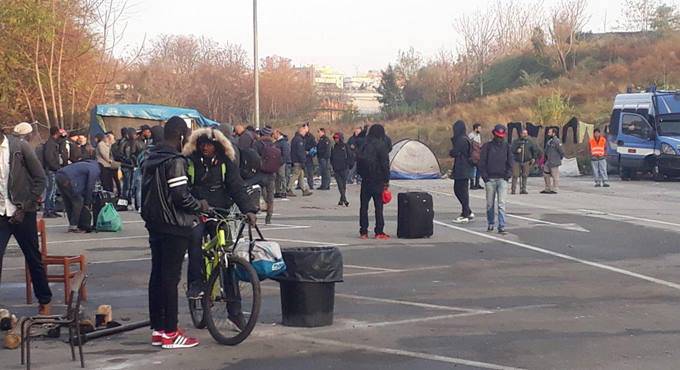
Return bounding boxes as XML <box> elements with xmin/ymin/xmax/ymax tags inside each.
<box><xmin>204</xmin><ymin>256</ymin><xmax>261</xmax><ymax>345</ymax></box>
<box><xmin>188</xmin><ymin>296</ymin><xmax>207</xmax><ymax>329</ymax></box>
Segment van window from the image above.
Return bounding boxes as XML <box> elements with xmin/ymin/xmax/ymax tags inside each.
<box><xmin>609</xmin><ymin>109</ymin><xmax>620</xmax><ymax>135</ymax></box>
<box><xmin>621</xmin><ymin>113</ymin><xmax>652</xmax><ymax>139</ymax></box>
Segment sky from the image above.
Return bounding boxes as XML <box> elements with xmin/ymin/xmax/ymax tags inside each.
<box><xmin>118</xmin><ymin>0</ymin><xmax>629</xmax><ymax>75</ymax></box>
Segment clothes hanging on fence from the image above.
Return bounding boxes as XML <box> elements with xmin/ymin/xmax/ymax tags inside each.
<box><xmin>507</xmin><ymin>122</ymin><xmax>523</xmax><ymax>144</ymax></box>
<box><xmin>578</xmin><ymin>122</ymin><xmax>595</xmax><ymax>143</ymax></box>
<box><xmin>562</xmin><ymin>117</ymin><xmax>579</xmax><ymax>144</ymax></box>
<box><xmin>526</xmin><ymin>122</ymin><xmax>542</xmax><ymax>138</ymax></box>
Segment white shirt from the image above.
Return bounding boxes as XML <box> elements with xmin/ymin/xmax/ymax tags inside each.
<box><xmin>0</xmin><ymin>135</ymin><xmax>17</xmax><ymax>217</ymax></box>
<box><xmin>468</xmin><ymin>132</ymin><xmax>482</xmax><ymax>144</ymax></box>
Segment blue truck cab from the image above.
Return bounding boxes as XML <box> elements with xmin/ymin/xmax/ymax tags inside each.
<box><xmin>607</xmin><ymin>91</ymin><xmax>680</xmax><ymax>179</ymax></box>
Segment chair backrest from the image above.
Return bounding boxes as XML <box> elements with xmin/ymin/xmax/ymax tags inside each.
<box><xmin>66</xmin><ymin>271</ymin><xmax>87</xmax><ymax>319</ymax></box>
<box><xmin>37</xmin><ymin>218</ymin><xmax>47</xmax><ymax>257</ymax></box>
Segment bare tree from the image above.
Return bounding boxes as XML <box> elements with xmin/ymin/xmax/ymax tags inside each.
<box><xmin>455</xmin><ymin>8</ymin><xmax>499</xmax><ymax>96</ymax></box>
<box><xmin>494</xmin><ymin>0</ymin><xmax>544</xmax><ymax>55</ymax></box>
<box><xmin>394</xmin><ymin>47</ymin><xmax>423</xmax><ymax>86</ymax></box>
<box><xmin>621</xmin><ymin>0</ymin><xmax>659</xmax><ymax>31</ymax></box>
<box><xmin>548</xmin><ymin>0</ymin><xmax>589</xmax><ymax>73</ymax></box>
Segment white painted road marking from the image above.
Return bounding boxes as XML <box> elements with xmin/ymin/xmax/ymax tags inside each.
<box><xmin>434</xmin><ymin>220</ymin><xmax>680</xmax><ymax>291</ymax></box>
<box><xmin>335</xmin><ymin>292</ymin><xmax>491</xmax><ymax>314</ymax></box>
<box><xmin>580</xmin><ymin>209</ymin><xmax>680</xmax><ymax>228</ymax></box>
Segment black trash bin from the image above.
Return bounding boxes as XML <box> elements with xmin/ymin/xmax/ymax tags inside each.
<box><xmin>275</xmin><ymin>246</ymin><xmax>343</xmax><ymax>327</ymax></box>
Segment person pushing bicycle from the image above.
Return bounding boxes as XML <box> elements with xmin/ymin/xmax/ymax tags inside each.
<box><xmin>182</xmin><ymin>128</ymin><xmax>258</xmax><ymax>307</ymax></box>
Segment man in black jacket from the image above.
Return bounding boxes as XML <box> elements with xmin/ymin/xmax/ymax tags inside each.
<box><xmin>141</xmin><ymin>116</ymin><xmax>209</xmax><ymax>349</ymax></box>
<box><xmin>346</xmin><ymin>126</ymin><xmax>364</xmax><ymax>184</ymax></box>
<box><xmin>287</xmin><ymin>125</ymin><xmax>313</xmax><ymax>197</ymax></box>
<box><xmin>357</xmin><ymin>124</ymin><xmax>390</xmax><ymax>240</ymax></box>
<box><xmin>182</xmin><ymin>127</ymin><xmax>257</xmax><ymax>300</ymax></box>
<box><xmin>479</xmin><ymin>125</ymin><xmax>513</xmax><ymax>234</ymax></box>
<box><xmin>0</xmin><ymin>133</ymin><xmax>51</xmax><ymax>314</ymax></box>
<box><xmin>303</xmin><ymin>124</ymin><xmax>317</xmax><ymax>190</ymax></box>
<box><xmin>450</xmin><ymin>120</ymin><xmax>474</xmax><ymax>223</ymax></box>
<box><xmin>510</xmin><ymin>129</ymin><xmax>540</xmax><ymax>194</ymax></box>
<box><xmin>42</xmin><ymin>127</ymin><xmax>63</xmax><ymax>218</ymax></box>
<box><xmin>273</xmin><ymin>129</ymin><xmax>291</xmax><ymax>198</ymax></box>
<box><xmin>330</xmin><ymin>132</ymin><xmax>352</xmax><ymax>206</ymax></box>
<box><xmin>317</xmin><ymin>128</ymin><xmax>332</xmax><ymax>190</ymax></box>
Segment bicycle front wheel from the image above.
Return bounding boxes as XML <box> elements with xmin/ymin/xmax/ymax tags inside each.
<box><xmin>204</xmin><ymin>256</ymin><xmax>261</xmax><ymax>345</ymax></box>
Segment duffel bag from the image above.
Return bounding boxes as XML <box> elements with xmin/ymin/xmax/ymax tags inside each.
<box><xmin>234</xmin><ymin>223</ymin><xmax>286</xmax><ymax>281</ymax></box>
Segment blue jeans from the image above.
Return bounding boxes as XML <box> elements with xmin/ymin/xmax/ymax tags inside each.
<box><xmin>591</xmin><ymin>158</ymin><xmax>608</xmax><ymax>184</ymax></box>
<box><xmin>319</xmin><ymin>158</ymin><xmax>331</xmax><ymax>189</ymax></box>
<box><xmin>132</xmin><ymin>168</ymin><xmax>142</xmax><ymax>210</ymax></box>
<box><xmin>485</xmin><ymin>179</ymin><xmax>507</xmax><ymax>228</ymax></box>
<box><xmin>44</xmin><ymin>170</ymin><xmax>57</xmax><ymax>212</ymax></box>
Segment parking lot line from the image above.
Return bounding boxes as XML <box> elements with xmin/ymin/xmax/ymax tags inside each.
<box><xmin>434</xmin><ymin>220</ymin><xmax>680</xmax><ymax>292</ymax></box>
<box><xmin>344</xmin><ymin>264</ymin><xmax>401</xmax><ymax>272</ymax></box>
<box><xmin>335</xmin><ymin>292</ymin><xmax>491</xmax><ymax>313</ymax></box>
<box><xmin>579</xmin><ymin>209</ymin><xmax>680</xmax><ymax>228</ymax></box>
<box><xmin>288</xmin><ymin>334</ymin><xmax>526</xmax><ymax>370</ymax></box>
<box><xmin>344</xmin><ymin>265</ymin><xmax>452</xmax><ymax>277</ymax></box>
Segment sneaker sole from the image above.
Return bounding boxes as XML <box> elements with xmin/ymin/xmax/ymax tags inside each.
<box><xmin>162</xmin><ymin>343</ymin><xmax>199</xmax><ymax>349</ymax></box>
<box><xmin>152</xmin><ymin>341</ymin><xmax>162</xmax><ymax>346</ymax></box>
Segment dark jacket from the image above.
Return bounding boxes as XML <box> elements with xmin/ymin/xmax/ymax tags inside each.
<box><xmin>510</xmin><ymin>137</ymin><xmax>540</xmax><ymax>164</ymax></box>
<box><xmin>331</xmin><ymin>141</ymin><xmax>352</xmax><ymax>172</ymax></box>
<box><xmin>123</xmin><ymin>137</ymin><xmax>145</xmax><ymax>167</ymax></box>
<box><xmin>304</xmin><ymin>133</ymin><xmax>317</xmax><ymax>160</ymax></box>
<box><xmin>544</xmin><ymin>136</ymin><xmax>564</xmax><ymax>168</ymax></box>
<box><xmin>359</xmin><ymin>126</ymin><xmax>390</xmax><ymax>186</ymax></box>
<box><xmin>275</xmin><ymin>135</ymin><xmax>291</xmax><ymax>164</ymax></box>
<box><xmin>57</xmin><ymin>160</ymin><xmax>100</xmax><ymax>205</ymax></box>
<box><xmin>141</xmin><ymin>144</ymin><xmax>203</xmax><ymax>236</ymax></box>
<box><xmin>237</xmin><ymin>130</ymin><xmax>256</xmax><ymax>150</ymax></box>
<box><xmin>290</xmin><ymin>133</ymin><xmax>306</xmax><ymax>164</ymax></box>
<box><xmin>7</xmin><ymin>135</ymin><xmax>46</xmax><ymax>212</ymax></box>
<box><xmin>449</xmin><ymin>121</ymin><xmax>472</xmax><ymax>180</ymax></box>
<box><xmin>479</xmin><ymin>138</ymin><xmax>513</xmax><ymax>180</ymax></box>
<box><xmin>64</xmin><ymin>139</ymin><xmax>81</xmax><ymax>164</ymax></box>
<box><xmin>317</xmin><ymin>136</ymin><xmax>331</xmax><ymax>159</ymax></box>
<box><xmin>347</xmin><ymin>133</ymin><xmax>365</xmax><ymax>154</ymax></box>
<box><xmin>187</xmin><ymin>153</ymin><xmax>257</xmax><ymax>212</ymax></box>
<box><xmin>43</xmin><ymin>136</ymin><xmax>61</xmax><ymax>171</ymax></box>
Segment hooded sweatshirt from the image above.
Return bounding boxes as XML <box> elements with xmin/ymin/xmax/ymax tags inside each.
<box><xmin>479</xmin><ymin>137</ymin><xmax>513</xmax><ymax>180</ymax></box>
<box><xmin>449</xmin><ymin>120</ymin><xmax>472</xmax><ymax>180</ymax></box>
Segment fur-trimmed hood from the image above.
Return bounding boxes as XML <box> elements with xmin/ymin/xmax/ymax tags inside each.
<box><xmin>182</xmin><ymin>127</ymin><xmax>236</xmax><ymax>161</ymax></box>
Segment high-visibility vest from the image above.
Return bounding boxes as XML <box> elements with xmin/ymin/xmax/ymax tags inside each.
<box><xmin>589</xmin><ymin>137</ymin><xmax>606</xmax><ymax>158</ymax></box>
<box><xmin>187</xmin><ymin>159</ymin><xmax>227</xmax><ymax>184</ymax></box>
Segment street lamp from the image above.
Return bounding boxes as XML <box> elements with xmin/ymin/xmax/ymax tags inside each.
<box><xmin>253</xmin><ymin>0</ymin><xmax>260</xmax><ymax>129</ymax></box>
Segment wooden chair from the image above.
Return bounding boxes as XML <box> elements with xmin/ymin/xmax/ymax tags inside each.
<box><xmin>25</xmin><ymin>219</ymin><xmax>87</xmax><ymax>304</ymax></box>
<box><xmin>21</xmin><ymin>271</ymin><xmax>87</xmax><ymax>370</ymax></box>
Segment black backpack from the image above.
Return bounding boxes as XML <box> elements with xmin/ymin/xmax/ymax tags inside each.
<box><xmin>111</xmin><ymin>138</ymin><xmax>126</xmax><ymax>162</ymax></box>
<box><xmin>240</xmin><ymin>148</ymin><xmax>261</xmax><ymax>180</ymax></box>
<box><xmin>356</xmin><ymin>143</ymin><xmax>378</xmax><ymax>179</ymax></box>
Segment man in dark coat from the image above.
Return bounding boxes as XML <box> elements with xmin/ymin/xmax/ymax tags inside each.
<box><xmin>356</xmin><ymin>124</ymin><xmax>390</xmax><ymax>240</ymax></box>
<box><xmin>449</xmin><ymin>120</ymin><xmax>474</xmax><ymax>223</ymax></box>
<box><xmin>331</xmin><ymin>132</ymin><xmax>352</xmax><ymax>206</ymax></box>
<box><xmin>316</xmin><ymin>128</ymin><xmax>332</xmax><ymax>190</ymax></box>
<box><xmin>479</xmin><ymin>125</ymin><xmax>513</xmax><ymax>234</ymax></box>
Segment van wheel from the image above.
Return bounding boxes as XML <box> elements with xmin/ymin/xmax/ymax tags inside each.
<box><xmin>652</xmin><ymin>165</ymin><xmax>665</xmax><ymax>182</ymax></box>
<box><xmin>619</xmin><ymin>164</ymin><xmax>631</xmax><ymax>181</ymax></box>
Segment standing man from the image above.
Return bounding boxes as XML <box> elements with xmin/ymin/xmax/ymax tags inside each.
<box><xmin>356</xmin><ymin>124</ymin><xmax>390</xmax><ymax>240</ymax></box>
<box><xmin>541</xmin><ymin>128</ymin><xmax>564</xmax><ymax>194</ymax></box>
<box><xmin>468</xmin><ymin>123</ymin><xmax>483</xmax><ymax>190</ymax></box>
<box><xmin>248</xmin><ymin>126</ymin><xmax>281</xmax><ymax>225</ymax></box>
<box><xmin>41</xmin><ymin>127</ymin><xmax>62</xmax><ymax>218</ymax></box>
<box><xmin>589</xmin><ymin>128</ymin><xmax>609</xmax><ymax>187</ymax></box>
<box><xmin>273</xmin><ymin>129</ymin><xmax>291</xmax><ymax>198</ymax></box>
<box><xmin>56</xmin><ymin>160</ymin><xmax>100</xmax><ymax>233</ymax></box>
<box><xmin>303</xmin><ymin>124</ymin><xmax>317</xmax><ymax>190</ymax></box>
<box><xmin>66</xmin><ymin>132</ymin><xmax>82</xmax><ymax>164</ymax></box>
<box><xmin>317</xmin><ymin>128</ymin><xmax>332</xmax><ymax>190</ymax></box>
<box><xmin>234</xmin><ymin>124</ymin><xmax>256</xmax><ymax>150</ymax></box>
<box><xmin>141</xmin><ymin>117</ymin><xmax>208</xmax><ymax>349</ymax></box>
<box><xmin>330</xmin><ymin>132</ymin><xmax>352</xmax><ymax>207</ymax></box>
<box><xmin>450</xmin><ymin>120</ymin><xmax>474</xmax><ymax>223</ymax></box>
<box><xmin>287</xmin><ymin>125</ymin><xmax>313</xmax><ymax>197</ymax></box>
<box><xmin>510</xmin><ymin>129</ymin><xmax>540</xmax><ymax>195</ymax></box>
<box><xmin>0</xmin><ymin>131</ymin><xmax>51</xmax><ymax>314</ymax></box>
<box><xmin>96</xmin><ymin>132</ymin><xmax>116</xmax><ymax>193</ymax></box>
<box><xmin>479</xmin><ymin>125</ymin><xmax>513</xmax><ymax>234</ymax></box>
<box><xmin>346</xmin><ymin>126</ymin><xmax>363</xmax><ymax>184</ymax></box>
<box><xmin>140</xmin><ymin>125</ymin><xmax>153</xmax><ymax>147</ymax></box>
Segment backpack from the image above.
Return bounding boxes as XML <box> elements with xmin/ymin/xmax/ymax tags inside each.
<box><xmin>356</xmin><ymin>143</ymin><xmax>378</xmax><ymax>179</ymax></box>
<box><xmin>240</xmin><ymin>148</ymin><xmax>261</xmax><ymax>180</ymax></box>
<box><xmin>468</xmin><ymin>138</ymin><xmax>481</xmax><ymax>166</ymax></box>
<box><xmin>259</xmin><ymin>142</ymin><xmax>283</xmax><ymax>174</ymax></box>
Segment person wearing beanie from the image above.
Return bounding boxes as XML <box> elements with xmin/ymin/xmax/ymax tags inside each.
<box><xmin>450</xmin><ymin>120</ymin><xmax>474</xmax><ymax>223</ymax></box>
<box><xmin>479</xmin><ymin>124</ymin><xmax>513</xmax><ymax>234</ymax></box>
<box><xmin>12</xmin><ymin>122</ymin><xmax>33</xmax><ymax>139</ymax></box>
<box><xmin>330</xmin><ymin>132</ymin><xmax>352</xmax><ymax>206</ymax></box>
<box><xmin>247</xmin><ymin>125</ymin><xmax>280</xmax><ymax>224</ymax></box>
<box><xmin>356</xmin><ymin>124</ymin><xmax>390</xmax><ymax>240</ymax></box>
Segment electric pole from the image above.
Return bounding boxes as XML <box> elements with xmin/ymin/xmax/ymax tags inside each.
<box><xmin>253</xmin><ymin>0</ymin><xmax>260</xmax><ymax>129</ymax></box>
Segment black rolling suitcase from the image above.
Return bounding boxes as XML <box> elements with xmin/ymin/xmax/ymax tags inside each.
<box><xmin>397</xmin><ymin>192</ymin><xmax>434</xmax><ymax>239</ymax></box>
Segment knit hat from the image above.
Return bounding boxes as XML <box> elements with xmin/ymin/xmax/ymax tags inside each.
<box><xmin>492</xmin><ymin>124</ymin><xmax>507</xmax><ymax>138</ymax></box>
<box><xmin>13</xmin><ymin>122</ymin><xmax>33</xmax><ymax>135</ymax></box>
<box><xmin>260</xmin><ymin>126</ymin><xmax>273</xmax><ymax>137</ymax></box>
<box><xmin>333</xmin><ymin>132</ymin><xmax>344</xmax><ymax>141</ymax></box>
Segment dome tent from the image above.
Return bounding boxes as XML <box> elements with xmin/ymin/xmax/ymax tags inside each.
<box><xmin>389</xmin><ymin>139</ymin><xmax>441</xmax><ymax>180</ymax></box>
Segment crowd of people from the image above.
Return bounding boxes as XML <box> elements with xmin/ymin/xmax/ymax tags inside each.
<box><xmin>450</xmin><ymin>121</ymin><xmax>609</xmax><ymax>234</ymax></box>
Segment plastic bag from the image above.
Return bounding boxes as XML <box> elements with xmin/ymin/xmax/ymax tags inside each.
<box><xmin>233</xmin><ymin>224</ymin><xmax>286</xmax><ymax>281</ymax></box>
<box><xmin>96</xmin><ymin>203</ymin><xmax>122</xmax><ymax>232</ymax></box>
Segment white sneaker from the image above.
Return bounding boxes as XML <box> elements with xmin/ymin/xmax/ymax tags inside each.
<box><xmin>452</xmin><ymin>216</ymin><xmax>470</xmax><ymax>224</ymax></box>
<box><xmin>468</xmin><ymin>213</ymin><xmax>475</xmax><ymax>220</ymax></box>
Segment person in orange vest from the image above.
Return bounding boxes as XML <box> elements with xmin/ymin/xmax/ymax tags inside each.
<box><xmin>589</xmin><ymin>128</ymin><xmax>609</xmax><ymax>187</ymax></box>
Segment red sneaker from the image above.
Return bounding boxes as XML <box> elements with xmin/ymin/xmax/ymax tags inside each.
<box><xmin>375</xmin><ymin>233</ymin><xmax>391</xmax><ymax>240</ymax></box>
<box><xmin>359</xmin><ymin>233</ymin><xmax>369</xmax><ymax>240</ymax></box>
<box><xmin>161</xmin><ymin>330</ymin><xmax>199</xmax><ymax>349</ymax></box>
<box><xmin>151</xmin><ymin>330</ymin><xmax>164</xmax><ymax>346</ymax></box>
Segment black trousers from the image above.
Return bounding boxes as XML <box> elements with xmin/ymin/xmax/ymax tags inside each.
<box><xmin>0</xmin><ymin>212</ymin><xmax>52</xmax><ymax>304</ymax></box>
<box><xmin>305</xmin><ymin>157</ymin><xmax>315</xmax><ymax>189</ymax></box>
<box><xmin>454</xmin><ymin>179</ymin><xmax>472</xmax><ymax>217</ymax></box>
<box><xmin>56</xmin><ymin>174</ymin><xmax>83</xmax><ymax>228</ymax></box>
<box><xmin>99</xmin><ymin>165</ymin><xmax>115</xmax><ymax>193</ymax></box>
<box><xmin>334</xmin><ymin>169</ymin><xmax>348</xmax><ymax>203</ymax></box>
<box><xmin>148</xmin><ymin>231</ymin><xmax>190</xmax><ymax>332</ymax></box>
<box><xmin>359</xmin><ymin>182</ymin><xmax>384</xmax><ymax>235</ymax></box>
<box><xmin>507</xmin><ymin>122</ymin><xmax>523</xmax><ymax>144</ymax></box>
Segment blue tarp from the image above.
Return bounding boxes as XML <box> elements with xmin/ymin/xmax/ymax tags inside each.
<box><xmin>89</xmin><ymin>104</ymin><xmax>220</xmax><ymax>139</ymax></box>
<box><xmin>390</xmin><ymin>170</ymin><xmax>440</xmax><ymax>180</ymax></box>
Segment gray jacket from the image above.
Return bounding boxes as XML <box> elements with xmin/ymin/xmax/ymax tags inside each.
<box><xmin>7</xmin><ymin>135</ymin><xmax>47</xmax><ymax>212</ymax></box>
<box><xmin>544</xmin><ymin>137</ymin><xmax>564</xmax><ymax>168</ymax></box>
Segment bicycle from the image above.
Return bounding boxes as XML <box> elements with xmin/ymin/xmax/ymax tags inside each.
<box><xmin>187</xmin><ymin>207</ymin><xmax>261</xmax><ymax>345</ymax></box>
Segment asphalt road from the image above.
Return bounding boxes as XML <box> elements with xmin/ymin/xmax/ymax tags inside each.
<box><xmin>2</xmin><ymin>175</ymin><xmax>680</xmax><ymax>370</ymax></box>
